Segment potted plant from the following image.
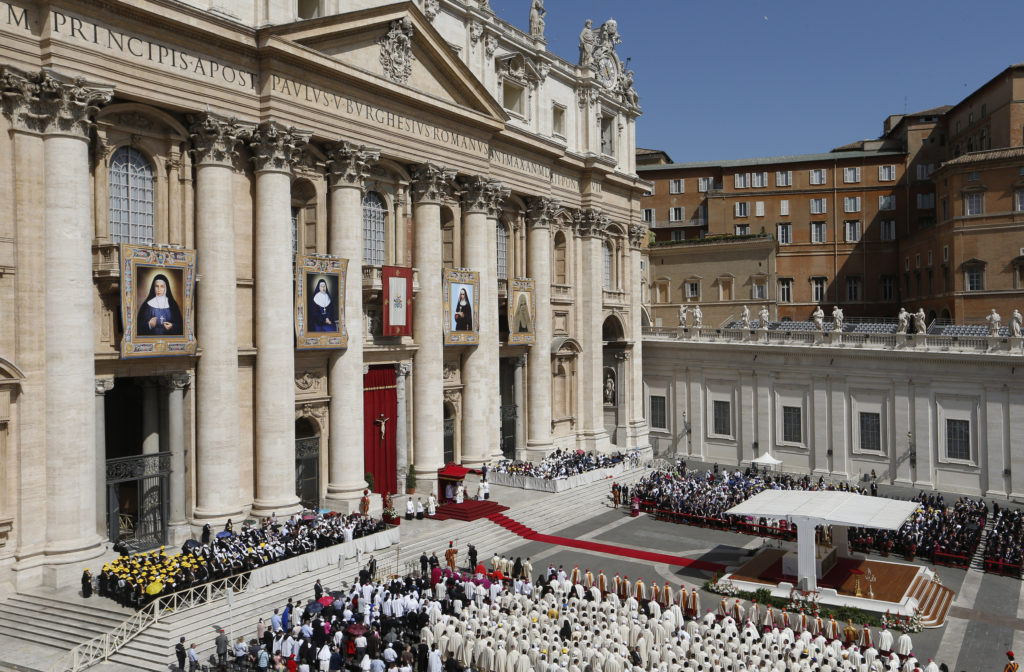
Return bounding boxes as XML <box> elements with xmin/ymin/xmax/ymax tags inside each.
<box><xmin>406</xmin><ymin>465</ymin><xmax>417</xmax><ymax>494</ymax></box>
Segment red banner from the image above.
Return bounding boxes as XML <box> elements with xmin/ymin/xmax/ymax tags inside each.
<box><xmin>382</xmin><ymin>266</ymin><xmax>413</xmax><ymax>337</ymax></box>
<box><xmin>363</xmin><ymin>365</ymin><xmax>398</xmax><ymax>495</ymax></box>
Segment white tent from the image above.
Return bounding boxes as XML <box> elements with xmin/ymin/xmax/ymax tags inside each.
<box><xmin>750</xmin><ymin>451</ymin><xmax>783</xmax><ymax>469</ymax></box>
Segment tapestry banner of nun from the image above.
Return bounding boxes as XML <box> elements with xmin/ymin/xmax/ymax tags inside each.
<box><xmin>443</xmin><ymin>268</ymin><xmax>479</xmax><ymax>345</ymax></box>
<box><xmin>507</xmin><ymin>278</ymin><xmax>536</xmax><ymax>345</ymax></box>
<box><xmin>294</xmin><ymin>254</ymin><xmax>348</xmax><ymax>350</ymax></box>
<box><xmin>119</xmin><ymin>244</ymin><xmax>197</xmax><ymax>358</ymax></box>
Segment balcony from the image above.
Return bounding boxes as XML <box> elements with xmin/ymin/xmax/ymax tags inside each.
<box><xmin>603</xmin><ymin>289</ymin><xmax>627</xmax><ymax>306</ymax></box>
<box><xmin>93</xmin><ymin>243</ymin><xmax>121</xmax><ymax>279</ymax></box>
<box><xmin>551</xmin><ymin>284</ymin><xmax>573</xmax><ymax>303</ymax></box>
<box><xmin>362</xmin><ymin>265</ymin><xmax>420</xmax><ymax>294</ymax></box>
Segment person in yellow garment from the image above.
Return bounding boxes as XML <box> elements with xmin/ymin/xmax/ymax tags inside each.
<box><xmin>444</xmin><ymin>541</ymin><xmax>458</xmax><ymax>571</ymax></box>
<box><xmin>1007</xmin><ymin>651</ymin><xmax>1020</xmax><ymax>672</ymax></box>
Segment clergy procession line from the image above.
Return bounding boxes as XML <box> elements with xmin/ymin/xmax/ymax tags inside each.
<box><xmin>627</xmin><ymin>463</ymin><xmax>1014</xmax><ymax>571</ymax></box>
<box><xmin>174</xmin><ymin>549</ymin><xmax>942</xmax><ymax>672</ymax></box>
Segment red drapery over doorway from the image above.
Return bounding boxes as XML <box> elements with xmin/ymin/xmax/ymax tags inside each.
<box><xmin>363</xmin><ymin>365</ymin><xmax>398</xmax><ymax>495</ymax></box>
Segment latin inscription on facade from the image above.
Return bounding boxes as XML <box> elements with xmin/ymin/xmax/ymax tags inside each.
<box><xmin>488</xmin><ymin>147</ymin><xmax>551</xmax><ymax>180</ymax></box>
<box><xmin>1</xmin><ymin>3</ymin><xmax>257</xmax><ymax>90</ymax></box>
<box><xmin>270</xmin><ymin>74</ymin><xmax>488</xmax><ymax>157</ymax></box>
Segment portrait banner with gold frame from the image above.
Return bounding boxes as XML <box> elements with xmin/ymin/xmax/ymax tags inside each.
<box><xmin>119</xmin><ymin>244</ymin><xmax>197</xmax><ymax>358</ymax></box>
<box><xmin>295</xmin><ymin>255</ymin><xmax>348</xmax><ymax>350</ymax></box>
<box><xmin>507</xmin><ymin>278</ymin><xmax>536</xmax><ymax>345</ymax></box>
<box><xmin>443</xmin><ymin>268</ymin><xmax>480</xmax><ymax>345</ymax></box>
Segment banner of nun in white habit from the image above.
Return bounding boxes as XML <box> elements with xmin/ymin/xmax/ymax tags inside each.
<box><xmin>119</xmin><ymin>244</ymin><xmax>197</xmax><ymax>358</ymax></box>
<box><xmin>294</xmin><ymin>254</ymin><xmax>348</xmax><ymax>350</ymax></box>
<box><xmin>443</xmin><ymin>268</ymin><xmax>480</xmax><ymax>345</ymax></box>
<box><xmin>507</xmin><ymin>278</ymin><xmax>536</xmax><ymax>345</ymax></box>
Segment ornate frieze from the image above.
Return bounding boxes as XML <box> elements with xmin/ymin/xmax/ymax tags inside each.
<box><xmin>526</xmin><ymin>196</ymin><xmax>559</xmax><ymax>229</ymax></box>
<box><xmin>95</xmin><ymin>377</ymin><xmax>115</xmax><ymax>396</ymax></box>
<box><xmin>629</xmin><ymin>223</ymin><xmax>648</xmax><ymax>248</ymax></box>
<box><xmin>326</xmin><ymin>141</ymin><xmax>381</xmax><ymax>190</ymax></box>
<box><xmin>247</xmin><ymin>121</ymin><xmax>309</xmax><ymax>173</ymax></box>
<box><xmin>0</xmin><ymin>66</ymin><xmax>112</xmax><ymax>136</ymax></box>
<box><xmin>485</xmin><ymin>34</ymin><xmax>498</xmax><ymax>56</ymax></box>
<box><xmin>295</xmin><ymin>370</ymin><xmax>323</xmax><ymax>394</ymax></box>
<box><xmin>165</xmin><ymin>373</ymin><xmax>192</xmax><ymax>390</ymax></box>
<box><xmin>410</xmin><ymin>163</ymin><xmax>458</xmax><ymax>204</ymax></box>
<box><xmin>188</xmin><ymin>113</ymin><xmax>247</xmax><ymax>166</ymax></box>
<box><xmin>379</xmin><ymin>18</ymin><xmax>416</xmax><ymax>85</ymax></box>
<box><xmin>423</xmin><ymin>0</ymin><xmax>440</xmax><ymax>21</ymax></box>
<box><xmin>573</xmin><ymin>208</ymin><xmax>605</xmax><ymax>238</ymax></box>
<box><xmin>469</xmin><ymin>21</ymin><xmax>484</xmax><ymax>45</ymax></box>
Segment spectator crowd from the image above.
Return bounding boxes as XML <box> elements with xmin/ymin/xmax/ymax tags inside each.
<box><xmin>96</xmin><ymin>512</ymin><xmax>387</xmax><ymax>610</ymax></box>
<box><xmin>489</xmin><ymin>450</ymin><xmax>626</xmax><ymax>481</ymax></box>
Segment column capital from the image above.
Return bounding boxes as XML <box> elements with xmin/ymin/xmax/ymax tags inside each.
<box><xmin>573</xmin><ymin>208</ymin><xmax>608</xmax><ymax>238</ymax></box>
<box><xmin>628</xmin><ymin>223</ymin><xmax>648</xmax><ymax>248</ymax></box>
<box><xmin>461</xmin><ymin>176</ymin><xmax>510</xmax><ymax>217</ymax></box>
<box><xmin>513</xmin><ymin>354</ymin><xmax>527</xmax><ymax>368</ymax></box>
<box><xmin>526</xmin><ymin>197</ymin><xmax>559</xmax><ymax>229</ymax></box>
<box><xmin>1</xmin><ymin>66</ymin><xmax>112</xmax><ymax>137</ymax></box>
<box><xmin>326</xmin><ymin>141</ymin><xmax>381</xmax><ymax>190</ymax></box>
<box><xmin>409</xmin><ymin>162</ymin><xmax>458</xmax><ymax>204</ymax></box>
<box><xmin>247</xmin><ymin>121</ymin><xmax>310</xmax><ymax>174</ymax></box>
<box><xmin>164</xmin><ymin>372</ymin><xmax>192</xmax><ymax>390</ymax></box>
<box><xmin>396</xmin><ymin>361</ymin><xmax>412</xmax><ymax>379</ymax></box>
<box><xmin>95</xmin><ymin>377</ymin><xmax>115</xmax><ymax>396</ymax></box>
<box><xmin>188</xmin><ymin>112</ymin><xmax>248</xmax><ymax>166</ymax></box>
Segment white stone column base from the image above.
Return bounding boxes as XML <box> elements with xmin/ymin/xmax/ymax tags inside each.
<box><xmin>40</xmin><ymin>542</ymin><xmax>108</xmax><ymax>589</ymax></box>
<box><xmin>250</xmin><ymin>498</ymin><xmax>302</xmax><ymax>519</ymax></box>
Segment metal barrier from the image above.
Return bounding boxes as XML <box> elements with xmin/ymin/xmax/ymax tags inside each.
<box><xmin>933</xmin><ymin>550</ymin><xmax>970</xmax><ymax>570</ymax></box>
<box><xmin>984</xmin><ymin>558</ymin><xmax>1022</xmax><ymax>577</ymax></box>
<box><xmin>47</xmin><ymin>572</ymin><xmax>251</xmax><ymax>672</ymax></box>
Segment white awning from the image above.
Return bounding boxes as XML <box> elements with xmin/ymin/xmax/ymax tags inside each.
<box><xmin>750</xmin><ymin>452</ymin><xmax>783</xmax><ymax>466</ymax></box>
<box><xmin>725</xmin><ymin>490</ymin><xmax>919</xmax><ymax>530</ymax></box>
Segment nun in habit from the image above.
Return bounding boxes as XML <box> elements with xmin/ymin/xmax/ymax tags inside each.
<box><xmin>136</xmin><ymin>274</ymin><xmax>183</xmax><ymax>336</ymax></box>
<box><xmin>309</xmin><ymin>279</ymin><xmax>338</xmax><ymax>332</ymax></box>
<box><xmin>453</xmin><ymin>287</ymin><xmax>473</xmax><ymax>331</ymax></box>
<box><xmin>511</xmin><ymin>293</ymin><xmax>533</xmax><ymax>333</ymax></box>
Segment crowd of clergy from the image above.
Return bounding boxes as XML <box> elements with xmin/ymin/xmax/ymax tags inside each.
<box><xmin>89</xmin><ymin>511</ymin><xmax>387</xmax><ymax>609</ymax></box>
<box><xmin>632</xmin><ymin>466</ymin><xmax>986</xmax><ymax>566</ymax></box>
<box><xmin>219</xmin><ymin>558</ymin><xmax>939</xmax><ymax>672</ymax></box>
<box><xmin>490</xmin><ymin>450</ymin><xmax>627</xmax><ymax>480</ymax></box>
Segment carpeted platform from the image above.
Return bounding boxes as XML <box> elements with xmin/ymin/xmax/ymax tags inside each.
<box><xmin>487</xmin><ymin>512</ymin><xmax>726</xmax><ymax>572</ymax></box>
<box><xmin>430</xmin><ymin>500</ymin><xmax>509</xmax><ymax>522</ymax></box>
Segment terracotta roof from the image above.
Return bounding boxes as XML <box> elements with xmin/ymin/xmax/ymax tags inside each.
<box><xmin>941</xmin><ymin>146</ymin><xmax>1024</xmax><ymax>167</ymax></box>
<box><xmin>638</xmin><ymin>149</ymin><xmax>906</xmax><ymax>172</ymax></box>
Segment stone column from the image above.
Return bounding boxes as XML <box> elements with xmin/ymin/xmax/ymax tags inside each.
<box><xmin>323</xmin><ymin>142</ymin><xmax>379</xmax><ymax>511</ymax></box>
<box><xmin>395</xmin><ymin>362</ymin><xmax>411</xmax><ymax>489</ymax></box>
<box><xmin>459</xmin><ymin>177</ymin><xmax>508</xmax><ymax>467</ymax></box>
<box><xmin>512</xmin><ymin>355</ymin><xmax>526</xmax><ymax>456</ymax></box>
<box><xmin>188</xmin><ymin>113</ymin><xmax>246</xmax><ymax>522</ymax></box>
<box><xmin>0</xmin><ymin>69</ymin><xmax>115</xmax><ymax>577</ymax></box>
<box><xmin>140</xmin><ymin>382</ymin><xmax>161</xmax><ymax>540</ymax></box>
<box><xmin>410</xmin><ymin>164</ymin><xmax>457</xmax><ymax>489</ymax></box>
<box><xmin>165</xmin><ymin>373</ymin><xmax>190</xmax><ymax>544</ymax></box>
<box><xmin>575</xmin><ymin>209</ymin><xmax>609</xmax><ymax>451</ymax></box>
<box><xmin>525</xmin><ymin>198</ymin><xmax>557</xmax><ymax>455</ymax></box>
<box><xmin>615</xmin><ymin>351</ymin><xmax>629</xmax><ymax>448</ymax></box>
<box><xmin>249</xmin><ymin>122</ymin><xmax>309</xmax><ymax>518</ymax></box>
<box><xmin>94</xmin><ymin>378</ymin><xmax>115</xmax><ymax>540</ymax></box>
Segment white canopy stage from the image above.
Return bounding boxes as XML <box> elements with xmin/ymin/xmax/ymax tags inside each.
<box><xmin>749</xmin><ymin>452</ymin><xmax>783</xmax><ymax>470</ymax></box>
<box><xmin>726</xmin><ymin>491</ymin><xmax>920</xmax><ymax>590</ymax></box>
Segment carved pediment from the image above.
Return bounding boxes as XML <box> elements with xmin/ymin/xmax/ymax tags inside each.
<box><xmin>266</xmin><ymin>5</ymin><xmax>506</xmax><ymax>123</ymax></box>
<box><xmin>496</xmin><ymin>52</ymin><xmax>542</xmax><ymax>86</ymax></box>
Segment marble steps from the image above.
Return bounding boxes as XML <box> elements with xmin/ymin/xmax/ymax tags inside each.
<box><xmin>0</xmin><ymin>590</ymin><xmax>135</xmax><ymax>650</ymax></box>
<box><xmin>907</xmin><ymin>574</ymin><xmax>954</xmax><ymax>627</ymax></box>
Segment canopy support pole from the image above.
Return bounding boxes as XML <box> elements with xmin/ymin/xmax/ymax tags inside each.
<box><xmin>793</xmin><ymin>515</ymin><xmax>817</xmax><ymax>592</ymax></box>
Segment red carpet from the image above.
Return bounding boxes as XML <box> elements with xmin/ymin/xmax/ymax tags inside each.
<box><xmin>759</xmin><ymin>556</ymin><xmax>860</xmax><ymax>589</ymax></box>
<box><xmin>487</xmin><ymin>513</ymin><xmax>725</xmax><ymax>572</ymax></box>
<box><xmin>430</xmin><ymin>500</ymin><xmax>509</xmax><ymax>522</ymax></box>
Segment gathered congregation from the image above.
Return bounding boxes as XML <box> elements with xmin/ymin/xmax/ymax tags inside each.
<box><xmin>93</xmin><ymin>512</ymin><xmax>387</xmax><ymax>609</ymax></box>
<box><xmin>631</xmin><ymin>465</ymin><xmax>993</xmax><ymax>566</ymax></box>
<box><xmin>192</xmin><ymin>553</ymin><xmax>937</xmax><ymax>672</ymax></box>
<box><xmin>490</xmin><ymin>450</ymin><xmax>628</xmax><ymax>481</ymax></box>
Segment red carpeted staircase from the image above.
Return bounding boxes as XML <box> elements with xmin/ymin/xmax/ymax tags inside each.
<box><xmin>430</xmin><ymin>500</ymin><xmax>509</xmax><ymax>522</ymax></box>
<box><xmin>487</xmin><ymin>512</ymin><xmax>725</xmax><ymax>572</ymax></box>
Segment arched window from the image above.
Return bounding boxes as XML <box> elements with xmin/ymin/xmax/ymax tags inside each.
<box><xmin>109</xmin><ymin>146</ymin><xmax>154</xmax><ymax>245</ymax></box>
<box><xmin>553</xmin><ymin>232</ymin><xmax>567</xmax><ymax>284</ymax></box>
<box><xmin>362</xmin><ymin>191</ymin><xmax>387</xmax><ymax>266</ymax></box>
<box><xmin>496</xmin><ymin>222</ymin><xmax>509</xmax><ymax>280</ymax></box>
<box><xmin>604</xmin><ymin>241</ymin><xmax>613</xmax><ymax>290</ymax></box>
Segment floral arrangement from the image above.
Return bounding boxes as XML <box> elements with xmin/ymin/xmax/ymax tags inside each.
<box><xmin>784</xmin><ymin>587</ymin><xmax>821</xmax><ymax>616</ymax></box>
<box><xmin>881</xmin><ymin>608</ymin><xmax>923</xmax><ymax>634</ymax></box>
<box><xmin>707</xmin><ymin>576</ymin><xmax>740</xmax><ymax>596</ymax></box>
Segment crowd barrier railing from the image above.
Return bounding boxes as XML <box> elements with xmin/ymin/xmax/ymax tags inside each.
<box><xmin>983</xmin><ymin>557</ymin><xmax>1022</xmax><ymax>577</ymax></box>
<box><xmin>933</xmin><ymin>550</ymin><xmax>971</xmax><ymax>569</ymax></box>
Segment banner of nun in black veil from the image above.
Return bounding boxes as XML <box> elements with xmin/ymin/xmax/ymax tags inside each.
<box><xmin>507</xmin><ymin>277</ymin><xmax>536</xmax><ymax>345</ymax></box>
<box><xmin>294</xmin><ymin>254</ymin><xmax>348</xmax><ymax>350</ymax></box>
<box><xmin>443</xmin><ymin>268</ymin><xmax>479</xmax><ymax>345</ymax></box>
<box><xmin>119</xmin><ymin>245</ymin><xmax>197</xmax><ymax>358</ymax></box>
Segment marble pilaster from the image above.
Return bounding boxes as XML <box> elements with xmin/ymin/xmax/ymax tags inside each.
<box><xmin>512</xmin><ymin>355</ymin><xmax>526</xmax><ymax>456</ymax></box>
<box><xmin>410</xmin><ymin>164</ymin><xmax>457</xmax><ymax>488</ymax></box>
<box><xmin>525</xmin><ymin>198</ymin><xmax>556</xmax><ymax>454</ymax></box>
<box><xmin>324</xmin><ymin>141</ymin><xmax>380</xmax><ymax>511</ymax></box>
<box><xmin>627</xmin><ymin>225</ymin><xmax>649</xmax><ymax>449</ymax></box>
<box><xmin>189</xmin><ymin>113</ymin><xmax>246</xmax><ymax>522</ymax></box>
<box><xmin>94</xmin><ymin>377</ymin><xmax>114</xmax><ymax>540</ymax></box>
<box><xmin>575</xmin><ymin>209</ymin><xmax>609</xmax><ymax>450</ymax></box>
<box><xmin>395</xmin><ymin>362</ymin><xmax>411</xmax><ymax>488</ymax></box>
<box><xmin>164</xmin><ymin>373</ymin><xmax>190</xmax><ymax>543</ymax></box>
<box><xmin>249</xmin><ymin>121</ymin><xmax>308</xmax><ymax>518</ymax></box>
<box><xmin>459</xmin><ymin>177</ymin><xmax>507</xmax><ymax>467</ymax></box>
